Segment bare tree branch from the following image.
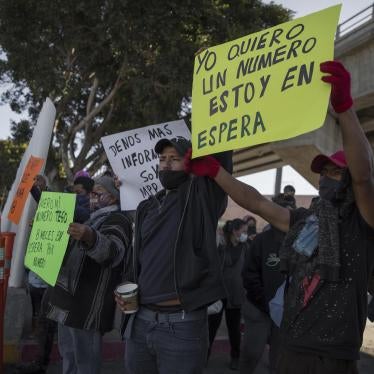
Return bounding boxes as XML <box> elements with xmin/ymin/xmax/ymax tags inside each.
<box><xmin>75</xmin><ymin>135</ymin><xmax>94</xmax><ymax>168</ymax></box>
<box><xmin>63</xmin><ymin>56</ymin><xmax>128</xmax><ymax>178</ymax></box>
<box><xmin>93</xmin><ymin>101</ymin><xmax>115</xmax><ymax>139</ymax></box>
<box><xmin>86</xmin><ymin>76</ymin><xmax>99</xmax><ymax>118</ymax></box>
<box><xmin>68</xmin><ymin>54</ymin><xmax>129</xmax><ymax>138</ymax></box>
<box><xmin>68</xmin><ymin>68</ymin><xmax>125</xmax><ymax>139</ymax></box>
<box><xmin>60</xmin><ymin>143</ymin><xmax>73</xmax><ymax>181</ymax></box>
<box><xmin>87</xmin><ymin>151</ymin><xmax>108</xmax><ymax>176</ymax></box>
<box><xmin>68</xmin><ymin>137</ymin><xmax>77</xmax><ymax>165</ymax></box>
<box><xmin>84</xmin><ymin>146</ymin><xmax>103</xmax><ymax>166</ymax></box>
<box><xmin>74</xmin><ymin>101</ymin><xmax>115</xmax><ymax>167</ymax></box>
<box><xmin>49</xmin><ymin>49</ymin><xmax>78</xmax><ymax>102</ymax></box>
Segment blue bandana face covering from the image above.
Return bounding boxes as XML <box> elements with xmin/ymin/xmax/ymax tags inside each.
<box><xmin>318</xmin><ymin>176</ymin><xmax>342</xmax><ymax>201</ymax></box>
<box><xmin>293</xmin><ymin>215</ymin><xmax>319</xmax><ymax>257</ymax></box>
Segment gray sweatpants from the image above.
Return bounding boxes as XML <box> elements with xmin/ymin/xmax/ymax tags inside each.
<box><xmin>240</xmin><ymin>300</ymin><xmax>280</xmax><ymax>374</ymax></box>
<box><xmin>58</xmin><ymin>323</ymin><xmax>102</xmax><ymax>374</ymax></box>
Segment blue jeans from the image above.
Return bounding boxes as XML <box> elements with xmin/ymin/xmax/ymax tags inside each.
<box><xmin>125</xmin><ymin>308</ymin><xmax>208</xmax><ymax>374</ymax></box>
<box><xmin>58</xmin><ymin>324</ymin><xmax>102</xmax><ymax>374</ymax></box>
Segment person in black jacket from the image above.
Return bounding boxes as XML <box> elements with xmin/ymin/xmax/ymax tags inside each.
<box><xmin>116</xmin><ymin>137</ymin><xmax>232</xmax><ymax>374</ymax></box>
<box><xmin>243</xmin><ymin>215</ymin><xmax>257</xmax><ymax>241</ymax></box>
<box><xmin>208</xmin><ymin>218</ymin><xmax>249</xmax><ymax>370</ymax></box>
<box><xmin>240</xmin><ymin>194</ymin><xmax>295</xmax><ymax>374</ymax></box>
<box><xmin>47</xmin><ymin>176</ymin><xmax>132</xmax><ymax>374</ymax></box>
<box><xmin>185</xmin><ymin>61</ymin><xmax>374</xmax><ymax>374</ymax></box>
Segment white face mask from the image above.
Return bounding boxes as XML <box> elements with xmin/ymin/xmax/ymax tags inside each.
<box><xmin>239</xmin><ymin>233</ymin><xmax>248</xmax><ymax>243</ymax></box>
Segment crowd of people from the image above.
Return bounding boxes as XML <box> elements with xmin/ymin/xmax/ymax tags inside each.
<box><xmin>12</xmin><ymin>61</ymin><xmax>374</xmax><ymax>374</ymax></box>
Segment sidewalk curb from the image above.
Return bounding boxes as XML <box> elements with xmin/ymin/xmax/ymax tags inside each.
<box><xmin>4</xmin><ymin>343</ymin><xmax>20</xmax><ymax>364</ymax></box>
<box><xmin>19</xmin><ymin>339</ymin><xmax>230</xmax><ymax>363</ymax></box>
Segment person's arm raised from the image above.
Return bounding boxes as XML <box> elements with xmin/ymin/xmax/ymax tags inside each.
<box><xmin>185</xmin><ymin>150</ymin><xmax>290</xmax><ymax>232</ymax></box>
<box><xmin>321</xmin><ymin>61</ymin><xmax>374</xmax><ymax>228</ymax></box>
<box><xmin>215</xmin><ymin>167</ymin><xmax>290</xmax><ymax>232</ymax></box>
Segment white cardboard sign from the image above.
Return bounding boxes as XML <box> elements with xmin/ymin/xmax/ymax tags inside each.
<box><xmin>101</xmin><ymin>119</ymin><xmax>191</xmax><ymax>210</ymax></box>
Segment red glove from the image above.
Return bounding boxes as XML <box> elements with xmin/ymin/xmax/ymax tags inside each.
<box><xmin>320</xmin><ymin>60</ymin><xmax>353</xmax><ymax>113</ymax></box>
<box><xmin>184</xmin><ymin>148</ymin><xmax>221</xmax><ymax>178</ymax></box>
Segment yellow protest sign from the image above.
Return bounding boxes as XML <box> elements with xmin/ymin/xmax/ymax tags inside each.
<box><xmin>192</xmin><ymin>5</ymin><xmax>341</xmax><ymax>158</ymax></box>
<box><xmin>25</xmin><ymin>192</ymin><xmax>76</xmax><ymax>286</ymax></box>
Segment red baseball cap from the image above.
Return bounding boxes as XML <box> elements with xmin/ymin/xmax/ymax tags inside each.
<box><xmin>310</xmin><ymin>150</ymin><xmax>347</xmax><ymax>174</ymax></box>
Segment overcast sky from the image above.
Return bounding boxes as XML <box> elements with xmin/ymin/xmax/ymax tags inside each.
<box><xmin>239</xmin><ymin>0</ymin><xmax>374</xmax><ymax>194</ymax></box>
<box><xmin>264</xmin><ymin>0</ymin><xmax>373</xmax><ymax>22</ymax></box>
<box><xmin>1</xmin><ymin>1</ymin><xmax>372</xmax><ymax>194</ymax></box>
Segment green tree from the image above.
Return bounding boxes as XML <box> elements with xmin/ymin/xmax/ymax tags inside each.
<box><xmin>0</xmin><ymin>140</ymin><xmax>27</xmax><ymax>208</ymax></box>
<box><xmin>10</xmin><ymin>119</ymin><xmax>33</xmax><ymax>144</ymax></box>
<box><xmin>0</xmin><ymin>0</ymin><xmax>292</xmax><ymax>182</ymax></box>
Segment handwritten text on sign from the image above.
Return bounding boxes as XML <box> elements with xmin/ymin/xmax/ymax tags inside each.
<box><xmin>8</xmin><ymin>155</ymin><xmax>45</xmax><ymax>224</ymax></box>
<box><xmin>24</xmin><ymin>192</ymin><xmax>76</xmax><ymax>286</ymax></box>
<box><xmin>191</xmin><ymin>5</ymin><xmax>341</xmax><ymax>157</ymax></box>
<box><xmin>101</xmin><ymin>120</ymin><xmax>190</xmax><ymax>210</ymax></box>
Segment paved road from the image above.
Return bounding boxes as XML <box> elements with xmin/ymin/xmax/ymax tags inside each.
<box><xmin>5</xmin><ymin>321</ymin><xmax>374</xmax><ymax>373</ymax></box>
<box><xmin>5</xmin><ymin>347</ymin><xmax>374</xmax><ymax>374</ymax></box>
<box><xmin>42</xmin><ymin>350</ymin><xmax>374</xmax><ymax>374</ymax></box>
<box><xmin>43</xmin><ymin>349</ymin><xmax>270</xmax><ymax>374</ymax></box>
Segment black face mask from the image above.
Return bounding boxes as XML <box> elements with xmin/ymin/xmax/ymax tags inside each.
<box><xmin>247</xmin><ymin>226</ymin><xmax>257</xmax><ymax>236</ymax></box>
<box><xmin>159</xmin><ymin>170</ymin><xmax>189</xmax><ymax>190</ymax></box>
<box><xmin>318</xmin><ymin>176</ymin><xmax>341</xmax><ymax>201</ymax></box>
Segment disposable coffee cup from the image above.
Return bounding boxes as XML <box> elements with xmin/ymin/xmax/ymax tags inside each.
<box><xmin>115</xmin><ymin>282</ymin><xmax>139</xmax><ymax>314</ymax></box>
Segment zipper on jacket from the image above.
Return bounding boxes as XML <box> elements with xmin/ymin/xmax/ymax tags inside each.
<box><xmin>173</xmin><ymin>179</ymin><xmax>193</xmax><ymax>309</ymax></box>
<box><xmin>132</xmin><ymin>208</ymin><xmax>139</xmax><ymax>282</ymax></box>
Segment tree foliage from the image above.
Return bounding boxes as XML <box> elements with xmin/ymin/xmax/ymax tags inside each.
<box><xmin>10</xmin><ymin>119</ymin><xmax>33</xmax><ymax>144</ymax></box>
<box><xmin>0</xmin><ymin>140</ymin><xmax>27</xmax><ymax>207</ymax></box>
<box><xmin>0</xmin><ymin>0</ymin><xmax>292</xmax><ymax>182</ymax></box>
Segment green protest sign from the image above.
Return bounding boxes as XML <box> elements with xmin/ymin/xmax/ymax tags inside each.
<box><xmin>25</xmin><ymin>192</ymin><xmax>76</xmax><ymax>286</ymax></box>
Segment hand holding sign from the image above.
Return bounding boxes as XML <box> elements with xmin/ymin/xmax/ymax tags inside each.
<box><xmin>320</xmin><ymin>60</ymin><xmax>353</xmax><ymax>113</ymax></box>
<box><xmin>33</xmin><ymin>175</ymin><xmax>47</xmax><ymax>191</ymax></box>
<box><xmin>68</xmin><ymin>223</ymin><xmax>95</xmax><ymax>247</ymax></box>
<box><xmin>184</xmin><ymin>149</ymin><xmax>220</xmax><ymax>178</ymax></box>
<box><xmin>114</xmin><ymin>175</ymin><xmax>122</xmax><ymax>189</ymax></box>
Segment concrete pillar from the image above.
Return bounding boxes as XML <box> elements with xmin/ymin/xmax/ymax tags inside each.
<box><xmin>274</xmin><ymin>167</ymin><xmax>282</xmax><ymax>194</ymax></box>
<box><xmin>4</xmin><ymin>287</ymin><xmax>32</xmax><ymax>363</ymax></box>
<box><xmin>270</xmin><ymin>113</ymin><xmax>342</xmax><ymax>187</ymax></box>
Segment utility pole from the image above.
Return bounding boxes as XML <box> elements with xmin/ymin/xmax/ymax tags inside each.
<box><xmin>274</xmin><ymin>167</ymin><xmax>283</xmax><ymax>195</ymax></box>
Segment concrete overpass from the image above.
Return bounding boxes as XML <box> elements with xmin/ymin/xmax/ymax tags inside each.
<box><xmin>233</xmin><ymin>3</ymin><xmax>374</xmax><ymax>187</ymax></box>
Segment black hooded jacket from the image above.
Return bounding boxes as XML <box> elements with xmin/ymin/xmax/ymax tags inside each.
<box><xmin>242</xmin><ymin>226</ymin><xmax>285</xmax><ymax>314</ymax></box>
<box><xmin>131</xmin><ymin>151</ymin><xmax>232</xmax><ymax>312</ymax></box>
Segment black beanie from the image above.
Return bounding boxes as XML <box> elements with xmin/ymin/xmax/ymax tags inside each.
<box><xmin>73</xmin><ymin>176</ymin><xmax>94</xmax><ymax>193</ymax></box>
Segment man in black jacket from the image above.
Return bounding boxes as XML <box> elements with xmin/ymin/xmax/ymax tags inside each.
<box><xmin>185</xmin><ymin>61</ymin><xmax>374</xmax><ymax>374</ymax></box>
<box><xmin>117</xmin><ymin>137</ymin><xmax>232</xmax><ymax>374</ymax></box>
